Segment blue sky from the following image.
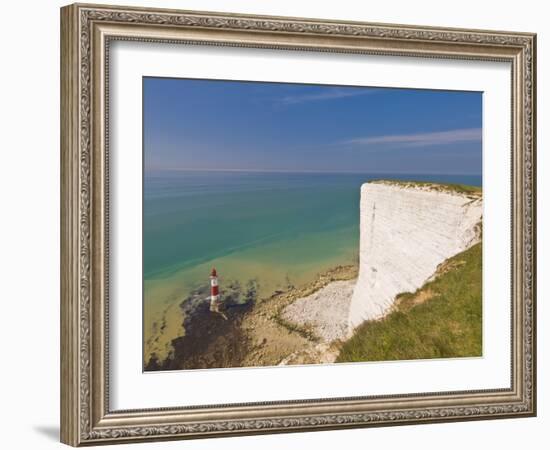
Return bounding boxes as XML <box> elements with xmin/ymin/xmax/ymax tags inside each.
<box><xmin>143</xmin><ymin>77</ymin><xmax>482</xmax><ymax>175</ymax></box>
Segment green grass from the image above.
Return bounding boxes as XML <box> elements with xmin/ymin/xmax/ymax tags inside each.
<box><xmin>337</xmin><ymin>243</ymin><xmax>482</xmax><ymax>363</ymax></box>
<box><xmin>370</xmin><ymin>180</ymin><xmax>482</xmax><ymax>196</ymax></box>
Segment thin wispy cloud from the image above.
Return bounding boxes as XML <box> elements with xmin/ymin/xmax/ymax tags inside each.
<box><xmin>279</xmin><ymin>88</ymin><xmax>377</xmax><ymax>105</ymax></box>
<box><xmin>342</xmin><ymin>128</ymin><xmax>482</xmax><ymax>148</ymax></box>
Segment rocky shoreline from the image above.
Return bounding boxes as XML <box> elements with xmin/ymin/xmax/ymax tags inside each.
<box><xmin>145</xmin><ymin>264</ymin><xmax>358</xmax><ymax>371</ymax></box>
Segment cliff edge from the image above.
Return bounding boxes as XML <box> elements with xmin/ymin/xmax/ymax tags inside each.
<box><xmin>348</xmin><ymin>181</ymin><xmax>482</xmax><ymax>331</ymax></box>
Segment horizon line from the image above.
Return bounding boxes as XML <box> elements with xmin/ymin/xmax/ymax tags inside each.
<box><xmin>144</xmin><ymin>167</ymin><xmax>483</xmax><ymax>177</ymax></box>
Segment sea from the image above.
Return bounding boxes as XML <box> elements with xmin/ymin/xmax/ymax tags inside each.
<box><xmin>143</xmin><ymin>170</ymin><xmax>481</xmax><ymax>361</ymax></box>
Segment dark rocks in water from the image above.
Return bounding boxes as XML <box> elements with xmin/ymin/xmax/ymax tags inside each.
<box><xmin>220</xmin><ymin>278</ymin><xmax>259</xmax><ymax>307</ymax></box>
<box><xmin>244</xmin><ymin>279</ymin><xmax>259</xmax><ymax>305</ymax></box>
<box><xmin>222</xmin><ymin>280</ymin><xmax>242</xmax><ymax>306</ymax></box>
<box><xmin>145</xmin><ymin>279</ymin><xmax>259</xmax><ymax>371</ymax></box>
<box><xmin>167</xmin><ymin>299</ymin><xmax>253</xmax><ymax>370</ymax></box>
<box><xmin>144</xmin><ymin>353</ymin><xmax>162</xmax><ymax>371</ymax></box>
<box><xmin>180</xmin><ymin>285</ymin><xmax>210</xmax><ymax>331</ymax></box>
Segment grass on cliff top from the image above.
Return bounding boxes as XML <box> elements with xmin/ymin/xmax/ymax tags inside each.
<box><xmin>336</xmin><ymin>243</ymin><xmax>482</xmax><ymax>363</ymax></box>
<box><xmin>370</xmin><ymin>179</ymin><xmax>482</xmax><ymax>196</ymax></box>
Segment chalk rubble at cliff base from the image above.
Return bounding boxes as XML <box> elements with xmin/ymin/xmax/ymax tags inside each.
<box><xmin>282</xmin><ymin>279</ymin><xmax>356</xmax><ymax>343</ymax></box>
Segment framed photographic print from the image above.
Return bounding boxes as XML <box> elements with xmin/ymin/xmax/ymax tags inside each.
<box><xmin>60</xmin><ymin>3</ymin><xmax>537</xmax><ymax>446</ymax></box>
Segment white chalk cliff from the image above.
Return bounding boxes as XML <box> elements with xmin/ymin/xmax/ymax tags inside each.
<box><xmin>348</xmin><ymin>181</ymin><xmax>482</xmax><ymax>331</ymax></box>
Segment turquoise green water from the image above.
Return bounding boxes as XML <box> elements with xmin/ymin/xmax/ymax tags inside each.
<box><xmin>143</xmin><ymin>170</ymin><xmax>481</xmax><ymax>360</ymax></box>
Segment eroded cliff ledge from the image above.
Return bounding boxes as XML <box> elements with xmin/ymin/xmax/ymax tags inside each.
<box><xmin>348</xmin><ymin>181</ymin><xmax>482</xmax><ymax>331</ymax></box>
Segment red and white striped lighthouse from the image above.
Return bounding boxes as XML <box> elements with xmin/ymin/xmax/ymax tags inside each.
<box><xmin>209</xmin><ymin>267</ymin><xmax>220</xmax><ymax>312</ymax></box>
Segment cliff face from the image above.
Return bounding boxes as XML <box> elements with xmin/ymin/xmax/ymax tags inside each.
<box><xmin>348</xmin><ymin>181</ymin><xmax>482</xmax><ymax>331</ymax></box>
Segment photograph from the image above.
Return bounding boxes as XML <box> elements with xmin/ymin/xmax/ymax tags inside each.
<box><xmin>142</xmin><ymin>78</ymin><xmax>484</xmax><ymax>372</ymax></box>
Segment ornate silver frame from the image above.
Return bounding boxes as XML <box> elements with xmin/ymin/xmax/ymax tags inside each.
<box><xmin>60</xmin><ymin>3</ymin><xmax>536</xmax><ymax>446</ymax></box>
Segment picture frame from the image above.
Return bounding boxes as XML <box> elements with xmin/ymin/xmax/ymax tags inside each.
<box><xmin>60</xmin><ymin>2</ymin><xmax>536</xmax><ymax>446</ymax></box>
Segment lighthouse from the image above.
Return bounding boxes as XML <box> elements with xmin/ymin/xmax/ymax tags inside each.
<box><xmin>209</xmin><ymin>267</ymin><xmax>221</xmax><ymax>313</ymax></box>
